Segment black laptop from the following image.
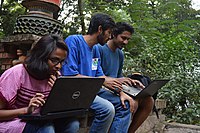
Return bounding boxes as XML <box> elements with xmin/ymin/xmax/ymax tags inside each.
<box><xmin>19</xmin><ymin>77</ymin><xmax>105</xmax><ymax>120</ymax></box>
<box><xmin>122</xmin><ymin>79</ymin><xmax>169</xmax><ymax>98</ymax></box>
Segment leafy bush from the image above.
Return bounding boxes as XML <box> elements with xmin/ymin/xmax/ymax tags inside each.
<box><xmin>123</xmin><ymin>31</ymin><xmax>200</xmax><ymax>125</ymax></box>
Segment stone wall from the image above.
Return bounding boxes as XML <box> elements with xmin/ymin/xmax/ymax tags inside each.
<box><xmin>0</xmin><ymin>34</ymin><xmax>41</xmax><ymax>74</ymax></box>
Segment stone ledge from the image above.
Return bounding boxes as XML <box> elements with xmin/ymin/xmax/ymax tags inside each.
<box><xmin>0</xmin><ymin>34</ymin><xmax>41</xmax><ymax>44</ymax></box>
<box><xmin>164</xmin><ymin>122</ymin><xmax>200</xmax><ymax>133</ymax></box>
<box><xmin>136</xmin><ymin>114</ymin><xmax>166</xmax><ymax>133</ymax></box>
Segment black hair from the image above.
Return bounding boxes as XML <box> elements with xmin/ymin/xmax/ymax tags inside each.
<box><xmin>24</xmin><ymin>34</ymin><xmax>68</xmax><ymax>80</ymax></box>
<box><xmin>112</xmin><ymin>22</ymin><xmax>134</xmax><ymax>37</ymax></box>
<box><xmin>87</xmin><ymin>13</ymin><xmax>116</xmax><ymax>35</ymax></box>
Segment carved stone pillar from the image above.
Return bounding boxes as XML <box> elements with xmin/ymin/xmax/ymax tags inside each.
<box><xmin>0</xmin><ymin>0</ymin><xmax>63</xmax><ymax>73</ymax></box>
<box><xmin>14</xmin><ymin>0</ymin><xmax>63</xmax><ymax>36</ymax></box>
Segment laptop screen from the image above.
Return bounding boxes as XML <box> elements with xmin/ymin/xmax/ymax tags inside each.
<box><xmin>41</xmin><ymin>77</ymin><xmax>105</xmax><ymax>115</ymax></box>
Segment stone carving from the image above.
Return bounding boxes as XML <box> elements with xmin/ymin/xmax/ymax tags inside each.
<box><xmin>0</xmin><ymin>0</ymin><xmax>63</xmax><ymax>72</ymax></box>
<box><xmin>13</xmin><ymin>15</ymin><xmax>63</xmax><ymax>36</ymax></box>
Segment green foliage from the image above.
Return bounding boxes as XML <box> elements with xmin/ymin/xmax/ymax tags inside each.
<box><xmin>122</xmin><ymin>0</ymin><xmax>200</xmax><ymax>125</ymax></box>
<box><xmin>60</xmin><ymin>0</ymin><xmax>133</xmax><ymax>38</ymax></box>
<box><xmin>0</xmin><ymin>0</ymin><xmax>25</xmax><ymax>38</ymax></box>
<box><xmin>123</xmin><ymin>32</ymin><xmax>200</xmax><ymax>126</ymax></box>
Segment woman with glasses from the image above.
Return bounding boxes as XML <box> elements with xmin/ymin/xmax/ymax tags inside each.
<box><xmin>0</xmin><ymin>34</ymin><xmax>79</xmax><ymax>133</ymax></box>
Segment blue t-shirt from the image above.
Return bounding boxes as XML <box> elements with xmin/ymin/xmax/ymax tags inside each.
<box><xmin>97</xmin><ymin>44</ymin><xmax>124</xmax><ymax>78</ymax></box>
<box><xmin>61</xmin><ymin>35</ymin><xmax>104</xmax><ymax>77</ymax></box>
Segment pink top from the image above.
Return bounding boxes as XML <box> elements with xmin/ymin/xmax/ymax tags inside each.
<box><xmin>0</xmin><ymin>64</ymin><xmax>51</xmax><ymax>133</ymax></box>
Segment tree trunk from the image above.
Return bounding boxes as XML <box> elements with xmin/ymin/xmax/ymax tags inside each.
<box><xmin>78</xmin><ymin>0</ymin><xmax>86</xmax><ymax>34</ymax></box>
<box><xmin>0</xmin><ymin>0</ymin><xmax>4</xmax><ymax>12</ymax></box>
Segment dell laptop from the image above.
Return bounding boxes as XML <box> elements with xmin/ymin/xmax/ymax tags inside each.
<box><xmin>122</xmin><ymin>79</ymin><xmax>169</xmax><ymax>98</ymax></box>
<box><xmin>19</xmin><ymin>77</ymin><xmax>105</xmax><ymax>120</ymax></box>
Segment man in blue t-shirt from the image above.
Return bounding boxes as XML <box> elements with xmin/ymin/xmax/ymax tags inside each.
<box><xmin>61</xmin><ymin>13</ymin><xmax>142</xmax><ymax>133</ymax></box>
<box><xmin>97</xmin><ymin>22</ymin><xmax>154</xmax><ymax>133</ymax></box>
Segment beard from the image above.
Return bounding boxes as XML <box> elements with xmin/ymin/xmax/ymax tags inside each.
<box><xmin>113</xmin><ymin>39</ymin><xmax>124</xmax><ymax>49</ymax></box>
<box><xmin>118</xmin><ymin>44</ymin><xmax>125</xmax><ymax>49</ymax></box>
<box><xmin>97</xmin><ymin>32</ymin><xmax>107</xmax><ymax>45</ymax></box>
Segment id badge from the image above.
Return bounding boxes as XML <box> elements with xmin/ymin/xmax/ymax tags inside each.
<box><xmin>92</xmin><ymin>58</ymin><xmax>98</xmax><ymax>70</ymax></box>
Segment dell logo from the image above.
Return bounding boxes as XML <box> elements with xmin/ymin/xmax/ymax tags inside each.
<box><xmin>72</xmin><ymin>91</ymin><xmax>81</xmax><ymax>99</ymax></box>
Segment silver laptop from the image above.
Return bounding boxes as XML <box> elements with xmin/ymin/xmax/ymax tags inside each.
<box><xmin>122</xmin><ymin>79</ymin><xmax>169</xmax><ymax>98</ymax></box>
<box><xmin>18</xmin><ymin>77</ymin><xmax>105</xmax><ymax>120</ymax></box>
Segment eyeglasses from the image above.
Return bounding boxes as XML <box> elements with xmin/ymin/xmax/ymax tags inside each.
<box><xmin>48</xmin><ymin>58</ymin><xmax>65</xmax><ymax>66</ymax></box>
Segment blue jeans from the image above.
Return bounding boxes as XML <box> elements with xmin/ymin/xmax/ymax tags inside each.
<box><xmin>98</xmin><ymin>89</ymin><xmax>132</xmax><ymax>133</ymax></box>
<box><xmin>23</xmin><ymin>118</ymin><xmax>79</xmax><ymax>133</ymax></box>
<box><xmin>89</xmin><ymin>95</ymin><xmax>115</xmax><ymax>133</ymax></box>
